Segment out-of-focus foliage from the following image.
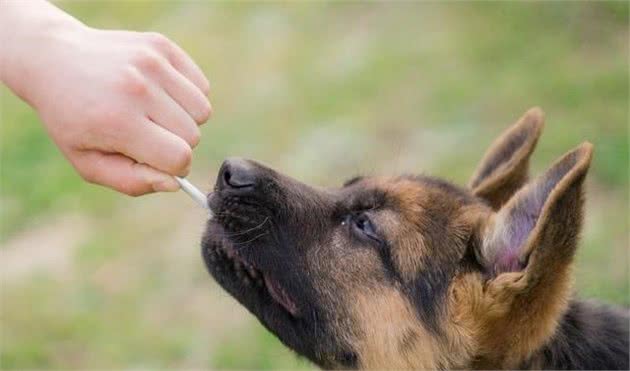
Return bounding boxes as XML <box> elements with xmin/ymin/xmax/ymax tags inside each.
<box><xmin>1</xmin><ymin>2</ymin><xmax>627</xmax><ymax>369</ymax></box>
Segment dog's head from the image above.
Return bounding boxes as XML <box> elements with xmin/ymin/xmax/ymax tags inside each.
<box><xmin>202</xmin><ymin>108</ymin><xmax>593</xmax><ymax>369</ymax></box>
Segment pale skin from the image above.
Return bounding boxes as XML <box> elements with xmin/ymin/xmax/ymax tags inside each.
<box><xmin>0</xmin><ymin>0</ymin><xmax>212</xmax><ymax>196</ymax></box>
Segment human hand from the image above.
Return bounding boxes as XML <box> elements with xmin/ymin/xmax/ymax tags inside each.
<box><xmin>1</xmin><ymin>1</ymin><xmax>211</xmax><ymax>196</ymax></box>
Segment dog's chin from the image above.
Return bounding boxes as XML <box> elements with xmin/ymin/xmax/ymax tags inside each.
<box><xmin>201</xmin><ymin>220</ymin><xmax>300</xmax><ymax>324</ymax></box>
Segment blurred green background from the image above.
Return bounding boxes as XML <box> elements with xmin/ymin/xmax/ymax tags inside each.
<box><xmin>1</xmin><ymin>1</ymin><xmax>628</xmax><ymax>369</ymax></box>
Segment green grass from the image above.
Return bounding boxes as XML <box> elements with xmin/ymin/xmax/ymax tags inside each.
<box><xmin>1</xmin><ymin>1</ymin><xmax>628</xmax><ymax>369</ymax></box>
<box><xmin>212</xmin><ymin>324</ymin><xmax>311</xmax><ymax>370</ymax></box>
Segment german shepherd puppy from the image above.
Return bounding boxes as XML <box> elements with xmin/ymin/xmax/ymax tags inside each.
<box><xmin>202</xmin><ymin>108</ymin><xmax>629</xmax><ymax>369</ymax></box>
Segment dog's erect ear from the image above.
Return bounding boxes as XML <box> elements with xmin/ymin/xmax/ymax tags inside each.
<box><xmin>464</xmin><ymin>142</ymin><xmax>592</xmax><ymax>368</ymax></box>
<box><xmin>469</xmin><ymin>108</ymin><xmax>544</xmax><ymax>209</ymax></box>
<box><xmin>478</xmin><ymin>142</ymin><xmax>593</xmax><ymax>283</ymax></box>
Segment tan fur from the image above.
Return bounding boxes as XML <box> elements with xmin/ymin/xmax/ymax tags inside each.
<box><xmin>385</xmin><ymin>178</ymin><xmax>431</xmax><ymax>281</ymax></box>
<box><xmin>445</xmin><ymin>142</ymin><xmax>593</xmax><ymax>368</ymax></box>
<box><xmin>381</xmin><ymin>178</ymin><xmax>471</xmax><ymax>282</ymax></box>
<box><xmin>350</xmin><ymin>123</ymin><xmax>593</xmax><ymax>369</ymax></box>
<box><xmin>351</xmin><ymin>288</ymin><xmax>441</xmax><ymax>369</ymax></box>
<box><xmin>449</xmin><ymin>266</ymin><xmax>574</xmax><ymax>368</ymax></box>
<box><xmin>205</xmin><ymin>108</ymin><xmax>614</xmax><ymax>370</ymax></box>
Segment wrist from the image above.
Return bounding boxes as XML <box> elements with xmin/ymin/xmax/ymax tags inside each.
<box><xmin>0</xmin><ymin>0</ymin><xmax>86</xmax><ymax>105</ymax></box>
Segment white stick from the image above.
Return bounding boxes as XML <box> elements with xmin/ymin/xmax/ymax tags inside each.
<box><xmin>174</xmin><ymin>176</ymin><xmax>212</xmax><ymax>216</ymax></box>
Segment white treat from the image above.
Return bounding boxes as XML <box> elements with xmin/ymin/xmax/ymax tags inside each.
<box><xmin>174</xmin><ymin>176</ymin><xmax>213</xmax><ymax>216</ymax></box>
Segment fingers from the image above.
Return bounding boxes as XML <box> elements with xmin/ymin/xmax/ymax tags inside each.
<box><xmin>165</xmin><ymin>42</ymin><xmax>211</xmax><ymax>97</ymax></box>
<box><xmin>155</xmin><ymin>63</ymin><xmax>211</xmax><ymax>125</ymax></box>
<box><xmin>148</xmin><ymin>86</ymin><xmax>201</xmax><ymax>147</ymax></box>
<box><xmin>118</xmin><ymin>117</ymin><xmax>194</xmax><ymax>177</ymax></box>
<box><xmin>133</xmin><ymin>37</ymin><xmax>210</xmax><ymax>146</ymax></box>
<box><xmin>75</xmin><ymin>151</ymin><xmax>179</xmax><ymax>196</ymax></box>
<box><xmin>144</xmin><ymin>32</ymin><xmax>211</xmax><ymax>96</ymax></box>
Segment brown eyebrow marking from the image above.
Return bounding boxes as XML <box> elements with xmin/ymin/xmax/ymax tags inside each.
<box><xmin>376</xmin><ymin>176</ymin><xmax>479</xmax><ymax>335</ymax></box>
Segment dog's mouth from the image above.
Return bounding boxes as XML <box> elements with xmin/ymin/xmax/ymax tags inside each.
<box><xmin>204</xmin><ymin>224</ymin><xmax>299</xmax><ymax>317</ymax></box>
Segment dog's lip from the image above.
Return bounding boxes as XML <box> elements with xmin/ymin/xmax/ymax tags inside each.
<box><xmin>264</xmin><ymin>275</ymin><xmax>299</xmax><ymax>316</ymax></box>
<box><xmin>218</xmin><ymin>239</ymin><xmax>300</xmax><ymax>317</ymax></box>
<box><xmin>207</xmin><ymin>202</ymin><xmax>300</xmax><ymax>318</ymax></box>
<box><xmin>207</xmin><ymin>192</ymin><xmax>218</xmax><ymax>212</ymax></box>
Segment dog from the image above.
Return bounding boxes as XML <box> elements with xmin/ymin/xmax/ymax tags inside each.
<box><xmin>201</xmin><ymin>108</ymin><xmax>629</xmax><ymax>369</ymax></box>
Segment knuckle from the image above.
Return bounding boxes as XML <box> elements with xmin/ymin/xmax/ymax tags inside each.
<box><xmin>123</xmin><ymin>187</ymin><xmax>145</xmax><ymax>197</ymax></box>
<box><xmin>188</xmin><ymin>127</ymin><xmax>201</xmax><ymax>148</ymax></box>
<box><xmin>195</xmin><ymin>101</ymin><xmax>212</xmax><ymax>123</ymax></box>
<box><xmin>78</xmin><ymin>166</ymin><xmax>99</xmax><ymax>184</ymax></box>
<box><xmin>145</xmin><ymin>32</ymin><xmax>173</xmax><ymax>52</ymax></box>
<box><xmin>134</xmin><ymin>48</ymin><xmax>163</xmax><ymax>73</ymax></box>
<box><xmin>118</xmin><ymin>180</ymin><xmax>147</xmax><ymax>197</ymax></box>
<box><xmin>171</xmin><ymin>144</ymin><xmax>192</xmax><ymax>174</ymax></box>
<box><xmin>119</xmin><ymin>66</ymin><xmax>148</xmax><ymax>97</ymax></box>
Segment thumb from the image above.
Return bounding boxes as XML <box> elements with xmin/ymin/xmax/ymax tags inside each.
<box><xmin>75</xmin><ymin>151</ymin><xmax>180</xmax><ymax>196</ymax></box>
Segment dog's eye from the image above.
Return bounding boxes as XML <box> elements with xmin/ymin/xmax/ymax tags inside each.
<box><xmin>347</xmin><ymin>213</ymin><xmax>381</xmax><ymax>244</ymax></box>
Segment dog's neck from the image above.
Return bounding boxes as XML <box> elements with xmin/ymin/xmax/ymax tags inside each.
<box><xmin>519</xmin><ymin>299</ymin><xmax>629</xmax><ymax>370</ymax></box>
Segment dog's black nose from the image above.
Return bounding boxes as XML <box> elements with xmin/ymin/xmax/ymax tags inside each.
<box><xmin>219</xmin><ymin>157</ymin><xmax>257</xmax><ymax>191</ymax></box>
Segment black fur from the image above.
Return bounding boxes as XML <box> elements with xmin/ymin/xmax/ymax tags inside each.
<box><xmin>522</xmin><ymin>300</ymin><xmax>630</xmax><ymax>370</ymax></box>
<box><xmin>202</xmin><ymin>158</ymin><xmax>628</xmax><ymax>370</ymax></box>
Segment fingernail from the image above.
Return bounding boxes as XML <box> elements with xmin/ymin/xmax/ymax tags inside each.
<box><xmin>153</xmin><ymin>176</ymin><xmax>180</xmax><ymax>192</ymax></box>
<box><xmin>139</xmin><ymin>165</ymin><xmax>180</xmax><ymax>192</ymax></box>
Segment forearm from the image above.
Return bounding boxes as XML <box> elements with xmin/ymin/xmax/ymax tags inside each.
<box><xmin>0</xmin><ymin>0</ymin><xmax>84</xmax><ymax>104</ymax></box>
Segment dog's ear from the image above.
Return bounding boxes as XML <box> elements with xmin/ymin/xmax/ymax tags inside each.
<box><xmin>478</xmin><ymin>142</ymin><xmax>593</xmax><ymax>285</ymax></box>
<box><xmin>469</xmin><ymin>108</ymin><xmax>544</xmax><ymax>209</ymax></box>
<box><xmin>465</xmin><ymin>143</ymin><xmax>593</xmax><ymax>367</ymax></box>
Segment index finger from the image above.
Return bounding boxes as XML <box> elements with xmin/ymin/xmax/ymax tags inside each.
<box><xmin>118</xmin><ymin>117</ymin><xmax>193</xmax><ymax>177</ymax></box>
<box><xmin>149</xmin><ymin>33</ymin><xmax>210</xmax><ymax>96</ymax></box>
